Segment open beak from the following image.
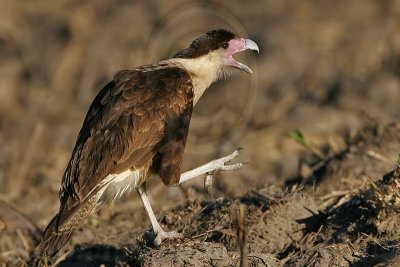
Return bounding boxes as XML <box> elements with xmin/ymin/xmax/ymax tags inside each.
<box><xmin>226</xmin><ymin>38</ymin><xmax>259</xmax><ymax>74</ymax></box>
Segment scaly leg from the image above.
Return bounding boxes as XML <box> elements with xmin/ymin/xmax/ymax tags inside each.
<box><xmin>178</xmin><ymin>148</ymin><xmax>243</xmax><ymax>185</ymax></box>
<box><xmin>138</xmin><ymin>149</ymin><xmax>243</xmax><ymax>245</ymax></box>
<box><xmin>137</xmin><ymin>183</ymin><xmax>183</xmax><ymax>246</ymax></box>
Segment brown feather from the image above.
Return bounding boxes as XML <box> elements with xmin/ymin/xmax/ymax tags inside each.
<box><xmin>37</xmin><ymin>189</ymin><xmax>103</xmax><ymax>257</ymax></box>
<box><xmin>38</xmin><ymin>63</ymin><xmax>194</xmax><ymax>257</ymax></box>
<box><xmin>174</xmin><ymin>29</ymin><xmax>235</xmax><ymax>58</ymax></box>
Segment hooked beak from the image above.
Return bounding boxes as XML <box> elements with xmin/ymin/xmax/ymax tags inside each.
<box><xmin>225</xmin><ymin>38</ymin><xmax>259</xmax><ymax>74</ymax></box>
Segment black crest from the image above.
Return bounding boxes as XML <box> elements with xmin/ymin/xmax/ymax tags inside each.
<box><xmin>174</xmin><ymin>29</ymin><xmax>236</xmax><ymax>59</ymax></box>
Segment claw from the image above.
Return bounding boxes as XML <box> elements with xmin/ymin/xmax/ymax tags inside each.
<box><xmin>203</xmin><ymin>149</ymin><xmax>245</xmax><ymax>191</ymax></box>
<box><xmin>204</xmin><ymin>173</ymin><xmax>213</xmax><ymax>193</ymax></box>
<box><xmin>215</xmin><ymin>150</ymin><xmax>244</xmax><ymax>171</ymax></box>
<box><xmin>220</xmin><ymin>163</ymin><xmax>244</xmax><ymax>171</ymax></box>
<box><xmin>227</xmin><ymin>149</ymin><xmax>241</xmax><ymax>162</ymax></box>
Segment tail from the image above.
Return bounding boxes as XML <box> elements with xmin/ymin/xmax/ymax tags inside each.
<box><xmin>37</xmin><ymin>192</ymin><xmax>101</xmax><ymax>258</ymax></box>
<box><xmin>36</xmin><ymin>213</ymin><xmax>78</xmax><ymax>258</ymax></box>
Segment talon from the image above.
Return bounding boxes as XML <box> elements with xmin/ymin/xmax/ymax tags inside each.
<box><xmin>231</xmin><ymin>150</ymin><xmax>240</xmax><ymax>159</ymax></box>
<box><xmin>204</xmin><ymin>173</ymin><xmax>213</xmax><ymax>192</ymax></box>
<box><xmin>230</xmin><ymin>149</ymin><xmax>242</xmax><ymax>160</ymax></box>
<box><xmin>182</xmin><ymin>148</ymin><xmax>244</xmax><ymax>187</ymax></box>
<box><xmin>221</xmin><ymin>163</ymin><xmax>244</xmax><ymax>171</ymax></box>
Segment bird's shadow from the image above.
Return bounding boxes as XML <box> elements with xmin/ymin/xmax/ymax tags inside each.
<box><xmin>57</xmin><ymin>244</ymin><xmax>140</xmax><ymax>267</ymax></box>
<box><xmin>55</xmin><ymin>231</ymin><xmax>160</xmax><ymax>267</ymax></box>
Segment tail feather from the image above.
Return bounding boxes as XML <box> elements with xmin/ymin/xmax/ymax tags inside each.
<box><xmin>37</xmin><ymin>192</ymin><xmax>101</xmax><ymax>258</ymax></box>
<box><xmin>37</xmin><ymin>214</ymin><xmax>78</xmax><ymax>258</ymax></box>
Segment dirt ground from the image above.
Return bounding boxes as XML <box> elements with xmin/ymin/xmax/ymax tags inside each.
<box><xmin>1</xmin><ymin>0</ymin><xmax>400</xmax><ymax>266</ymax></box>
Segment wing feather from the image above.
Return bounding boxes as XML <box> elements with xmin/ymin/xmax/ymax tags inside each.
<box><xmin>58</xmin><ymin>65</ymin><xmax>193</xmax><ymax>215</ymax></box>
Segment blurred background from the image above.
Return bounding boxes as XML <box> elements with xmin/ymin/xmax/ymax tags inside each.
<box><xmin>1</xmin><ymin>0</ymin><xmax>400</xmax><ymax>262</ymax></box>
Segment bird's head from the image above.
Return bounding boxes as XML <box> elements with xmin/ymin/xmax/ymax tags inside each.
<box><xmin>174</xmin><ymin>29</ymin><xmax>259</xmax><ymax>75</ymax></box>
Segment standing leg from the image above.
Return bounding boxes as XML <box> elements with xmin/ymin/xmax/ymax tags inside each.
<box><xmin>137</xmin><ymin>149</ymin><xmax>243</xmax><ymax>245</ymax></box>
<box><xmin>137</xmin><ymin>182</ymin><xmax>183</xmax><ymax>245</ymax></box>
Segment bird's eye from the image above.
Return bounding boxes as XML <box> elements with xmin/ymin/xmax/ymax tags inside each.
<box><xmin>222</xmin><ymin>42</ymin><xmax>229</xmax><ymax>49</ymax></box>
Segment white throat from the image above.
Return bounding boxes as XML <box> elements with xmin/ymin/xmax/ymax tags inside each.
<box><xmin>168</xmin><ymin>51</ymin><xmax>225</xmax><ymax>105</ymax></box>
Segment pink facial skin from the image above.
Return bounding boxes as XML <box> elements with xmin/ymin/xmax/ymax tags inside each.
<box><xmin>223</xmin><ymin>38</ymin><xmax>259</xmax><ymax>74</ymax></box>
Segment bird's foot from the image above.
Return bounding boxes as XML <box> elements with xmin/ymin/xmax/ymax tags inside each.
<box><xmin>204</xmin><ymin>148</ymin><xmax>244</xmax><ymax>191</ymax></box>
<box><xmin>154</xmin><ymin>230</ymin><xmax>184</xmax><ymax>246</ymax></box>
<box><xmin>208</xmin><ymin>148</ymin><xmax>244</xmax><ymax>172</ymax></box>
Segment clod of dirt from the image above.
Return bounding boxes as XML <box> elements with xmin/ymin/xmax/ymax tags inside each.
<box><xmin>248</xmin><ymin>192</ymin><xmax>319</xmax><ymax>255</ymax></box>
<box><xmin>138</xmin><ymin>241</ymin><xmax>234</xmax><ymax>267</ymax></box>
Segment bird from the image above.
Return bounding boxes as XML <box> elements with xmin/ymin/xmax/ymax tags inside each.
<box><xmin>37</xmin><ymin>29</ymin><xmax>259</xmax><ymax>258</ymax></box>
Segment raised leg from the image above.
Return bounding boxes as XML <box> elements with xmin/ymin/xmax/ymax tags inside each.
<box><xmin>178</xmin><ymin>148</ymin><xmax>243</xmax><ymax>185</ymax></box>
<box><xmin>137</xmin><ymin>183</ymin><xmax>183</xmax><ymax>246</ymax></box>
